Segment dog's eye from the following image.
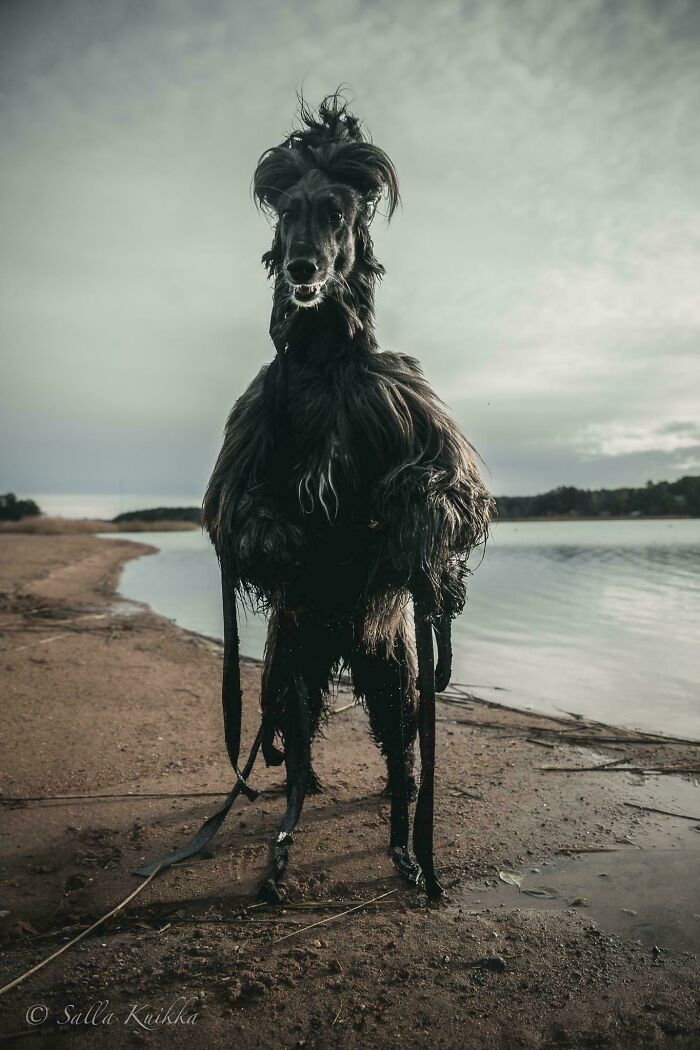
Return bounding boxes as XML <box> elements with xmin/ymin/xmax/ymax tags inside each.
<box><xmin>329</xmin><ymin>211</ymin><xmax>343</xmax><ymax>225</ymax></box>
<box><xmin>280</xmin><ymin>210</ymin><xmax>293</xmax><ymax>222</ymax></box>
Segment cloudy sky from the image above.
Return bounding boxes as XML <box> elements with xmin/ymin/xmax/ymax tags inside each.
<box><xmin>1</xmin><ymin>0</ymin><xmax>699</xmax><ymax>503</ymax></box>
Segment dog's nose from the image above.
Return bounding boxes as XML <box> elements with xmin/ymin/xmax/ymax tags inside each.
<box><xmin>287</xmin><ymin>258</ymin><xmax>318</xmax><ymax>283</ymax></box>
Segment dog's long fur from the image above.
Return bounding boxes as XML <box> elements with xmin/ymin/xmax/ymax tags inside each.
<box><xmin>203</xmin><ymin>94</ymin><xmax>493</xmax><ymax>896</ymax></box>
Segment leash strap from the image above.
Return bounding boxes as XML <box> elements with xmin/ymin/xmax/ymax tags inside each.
<box><xmin>433</xmin><ymin>610</ymin><xmax>453</xmax><ymax>694</ymax></box>
<box><xmin>136</xmin><ymin>331</ymin><xmax>288</xmax><ymax>880</ymax></box>
<box><xmin>135</xmin><ymin>723</ymin><xmax>263</xmax><ymax>877</ymax></box>
<box><xmin>411</xmin><ymin>595</ymin><xmax>445</xmax><ymax>899</ymax></box>
<box><xmin>221</xmin><ymin>551</ymin><xmax>244</xmax><ymax>770</ymax></box>
<box><xmin>134</xmin><ymin>560</ymin><xmax>262</xmax><ymax>877</ymax></box>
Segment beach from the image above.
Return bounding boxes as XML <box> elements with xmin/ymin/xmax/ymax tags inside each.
<box><xmin>1</xmin><ymin>533</ymin><xmax>699</xmax><ymax>1048</ymax></box>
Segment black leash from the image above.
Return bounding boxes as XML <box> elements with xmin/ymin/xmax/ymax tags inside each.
<box><xmin>433</xmin><ymin>609</ymin><xmax>453</xmax><ymax>694</ymax></box>
<box><xmin>135</xmin><ymin>558</ymin><xmax>263</xmax><ymax>877</ymax></box>
<box><xmin>134</xmin><ymin>723</ymin><xmax>262</xmax><ymax>877</ymax></box>
<box><xmin>135</xmin><ymin>326</ymin><xmax>288</xmax><ymax>881</ymax></box>
<box><xmin>411</xmin><ymin>596</ymin><xmax>445</xmax><ymax>900</ymax></box>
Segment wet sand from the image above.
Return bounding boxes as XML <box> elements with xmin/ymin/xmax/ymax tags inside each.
<box><xmin>1</xmin><ymin>534</ymin><xmax>699</xmax><ymax>1048</ymax></box>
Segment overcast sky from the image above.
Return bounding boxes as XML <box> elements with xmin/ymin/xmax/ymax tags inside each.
<box><xmin>1</xmin><ymin>0</ymin><xmax>699</xmax><ymax>502</ymax></box>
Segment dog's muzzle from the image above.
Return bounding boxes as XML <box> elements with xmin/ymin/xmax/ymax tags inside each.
<box><xmin>289</xmin><ymin>279</ymin><xmax>327</xmax><ymax>307</ymax></box>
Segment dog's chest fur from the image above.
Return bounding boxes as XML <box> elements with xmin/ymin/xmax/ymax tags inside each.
<box><xmin>285</xmin><ymin>355</ymin><xmax>400</xmax><ymax>524</ymax></box>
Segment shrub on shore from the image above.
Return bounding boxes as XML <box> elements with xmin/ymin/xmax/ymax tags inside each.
<box><xmin>112</xmin><ymin>506</ymin><xmax>201</xmax><ymax>525</ymax></box>
<box><xmin>496</xmin><ymin>475</ymin><xmax>700</xmax><ymax>520</ymax></box>
<box><xmin>0</xmin><ymin>517</ymin><xmax>197</xmax><ymax>534</ymax></box>
<box><xmin>0</xmin><ymin>495</ymin><xmax>200</xmax><ymax>533</ymax></box>
<box><xmin>0</xmin><ymin>493</ymin><xmax>41</xmax><ymax>522</ymax></box>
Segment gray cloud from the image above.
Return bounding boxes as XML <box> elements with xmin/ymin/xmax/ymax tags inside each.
<box><xmin>1</xmin><ymin>0</ymin><xmax>699</xmax><ymax>500</ymax></box>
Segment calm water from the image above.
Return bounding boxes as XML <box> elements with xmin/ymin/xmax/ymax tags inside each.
<box><xmin>112</xmin><ymin>521</ymin><xmax>700</xmax><ymax>739</ymax></box>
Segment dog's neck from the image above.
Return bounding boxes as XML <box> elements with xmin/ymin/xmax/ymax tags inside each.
<box><xmin>270</xmin><ymin>265</ymin><xmax>380</xmax><ymax>364</ymax></box>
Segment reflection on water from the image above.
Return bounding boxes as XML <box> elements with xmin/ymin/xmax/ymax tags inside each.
<box><xmin>453</xmin><ymin>776</ymin><xmax>700</xmax><ymax>954</ymax></box>
<box><xmin>112</xmin><ymin>520</ymin><xmax>700</xmax><ymax>738</ymax></box>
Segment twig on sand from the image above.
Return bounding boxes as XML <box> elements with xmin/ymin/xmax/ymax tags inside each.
<box><xmin>555</xmin><ymin>735</ymin><xmax>698</xmax><ymax>748</ymax></box>
<box><xmin>623</xmin><ymin>801</ymin><xmax>700</xmax><ymax>822</ymax></box>
<box><xmin>557</xmin><ymin>845</ymin><xmax>641</xmax><ymax>854</ymax></box>
<box><xmin>261</xmin><ymin>900</ymin><xmax>396</xmax><ymax>911</ymax></box>
<box><xmin>9</xmin><ymin>634</ymin><xmax>70</xmax><ymax>653</ymax></box>
<box><xmin>452</xmin><ymin>718</ymin><xmax>699</xmax><ymax>749</ymax></box>
<box><xmin>539</xmin><ymin>764</ymin><xmax>700</xmax><ymax>774</ymax></box>
<box><xmin>0</xmin><ymin>790</ymin><xmax>236</xmax><ymax>806</ymax></box>
<box><xmin>332</xmin><ymin>698</ymin><xmax>359</xmax><ymax>714</ymax></box>
<box><xmin>27</xmin><ymin>903</ymin><xmax>399</xmax><ymax>943</ymax></box>
<box><xmin>3</xmin><ymin>613</ymin><xmax>115</xmax><ymax>652</ymax></box>
<box><xmin>5</xmin><ymin>612</ymin><xmax>109</xmax><ymax>630</ymax></box>
<box><xmin>538</xmin><ymin>758</ymin><xmax>626</xmax><ymax>773</ymax></box>
<box><xmin>272</xmin><ymin>889</ymin><xmax>397</xmax><ymax>945</ymax></box>
<box><xmin>0</xmin><ymin>868</ymin><xmax>162</xmax><ymax>998</ymax></box>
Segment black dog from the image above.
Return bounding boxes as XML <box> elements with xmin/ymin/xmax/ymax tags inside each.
<box><xmin>203</xmin><ymin>94</ymin><xmax>492</xmax><ymax>902</ymax></box>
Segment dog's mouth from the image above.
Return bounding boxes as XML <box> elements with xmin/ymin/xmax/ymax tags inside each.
<box><xmin>290</xmin><ymin>279</ymin><xmax>327</xmax><ymax>307</ymax></box>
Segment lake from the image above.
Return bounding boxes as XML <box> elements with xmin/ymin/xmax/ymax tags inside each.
<box><xmin>112</xmin><ymin>520</ymin><xmax>700</xmax><ymax>739</ymax></box>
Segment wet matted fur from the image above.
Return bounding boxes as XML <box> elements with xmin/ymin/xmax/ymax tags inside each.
<box><xmin>203</xmin><ymin>93</ymin><xmax>493</xmax><ymax>900</ymax></box>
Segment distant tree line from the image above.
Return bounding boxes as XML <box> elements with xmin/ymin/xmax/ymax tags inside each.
<box><xmin>112</xmin><ymin>506</ymin><xmax>202</xmax><ymax>525</ymax></box>
<box><xmin>496</xmin><ymin>476</ymin><xmax>700</xmax><ymax>520</ymax></box>
<box><xmin>4</xmin><ymin>478</ymin><xmax>699</xmax><ymax>526</ymax></box>
<box><xmin>0</xmin><ymin>493</ymin><xmax>41</xmax><ymax>522</ymax></box>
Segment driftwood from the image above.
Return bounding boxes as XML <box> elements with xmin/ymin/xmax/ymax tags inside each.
<box><xmin>533</xmin><ymin>734</ymin><xmax>697</xmax><ymax>747</ymax></box>
<box><xmin>272</xmin><ymin>889</ymin><xmax>397</xmax><ymax>945</ymax></box>
<box><xmin>0</xmin><ymin>868</ymin><xmax>161</xmax><ymax>998</ymax></box>
<box><xmin>623</xmin><ymin>801</ymin><xmax>700</xmax><ymax>822</ymax></box>
<box><xmin>557</xmin><ymin>845</ymin><xmax>641</xmax><ymax>853</ymax></box>
<box><xmin>441</xmin><ymin>686</ymin><xmax>699</xmax><ymax>749</ymax></box>
<box><xmin>539</xmin><ymin>764</ymin><xmax>700</xmax><ymax>775</ymax></box>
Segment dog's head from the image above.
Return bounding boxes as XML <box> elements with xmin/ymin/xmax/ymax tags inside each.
<box><xmin>253</xmin><ymin>93</ymin><xmax>399</xmax><ymax>310</ymax></box>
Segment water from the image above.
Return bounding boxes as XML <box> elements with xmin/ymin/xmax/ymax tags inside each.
<box><xmin>453</xmin><ymin>775</ymin><xmax>700</xmax><ymax>954</ymax></box>
<box><xmin>112</xmin><ymin>520</ymin><xmax>700</xmax><ymax>739</ymax></box>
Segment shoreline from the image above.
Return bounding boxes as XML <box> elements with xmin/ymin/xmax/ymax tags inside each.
<box><xmin>0</xmin><ymin>517</ymin><xmax>199</xmax><ymax>534</ymax></box>
<box><xmin>1</xmin><ymin>534</ymin><xmax>699</xmax><ymax>1047</ymax></box>
<box><xmin>112</xmin><ymin>530</ymin><xmax>700</xmax><ymax>745</ymax></box>
<box><xmin>497</xmin><ymin>514</ymin><xmax>694</xmax><ymax>522</ymax></box>
<box><xmin>178</xmin><ymin>623</ymin><xmax>700</xmax><ymax>748</ymax></box>
<box><xmin>1</xmin><ymin>514</ymin><xmax>697</xmax><ymax>537</ymax></box>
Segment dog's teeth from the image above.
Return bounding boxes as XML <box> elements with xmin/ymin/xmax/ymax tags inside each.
<box><xmin>291</xmin><ymin>279</ymin><xmax>326</xmax><ymax>305</ymax></box>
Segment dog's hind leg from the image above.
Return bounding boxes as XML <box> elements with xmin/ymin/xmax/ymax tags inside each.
<box><xmin>351</xmin><ymin>617</ymin><xmax>421</xmax><ymax>886</ymax></box>
<box><xmin>260</xmin><ymin>609</ymin><xmax>287</xmax><ymax>768</ymax></box>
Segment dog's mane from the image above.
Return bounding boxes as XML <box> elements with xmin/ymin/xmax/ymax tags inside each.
<box><xmin>253</xmin><ymin>92</ymin><xmax>399</xmax><ymax>222</ymax></box>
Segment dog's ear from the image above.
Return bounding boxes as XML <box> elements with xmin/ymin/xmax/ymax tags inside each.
<box><xmin>253</xmin><ymin>147</ymin><xmax>303</xmax><ymax>213</ymax></box>
<box><xmin>354</xmin><ymin>220</ymin><xmax>385</xmax><ymax>277</ymax></box>
<box><xmin>261</xmin><ymin>224</ymin><xmax>283</xmax><ymax>276</ymax></box>
<box><xmin>328</xmin><ymin>142</ymin><xmax>400</xmax><ymax>222</ymax></box>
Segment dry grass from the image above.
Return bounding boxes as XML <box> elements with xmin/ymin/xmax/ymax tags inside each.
<box><xmin>0</xmin><ymin>517</ymin><xmax>199</xmax><ymax>535</ymax></box>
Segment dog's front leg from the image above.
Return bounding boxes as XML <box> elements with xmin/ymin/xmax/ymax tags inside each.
<box><xmin>258</xmin><ymin>670</ymin><xmax>312</xmax><ymax>903</ymax></box>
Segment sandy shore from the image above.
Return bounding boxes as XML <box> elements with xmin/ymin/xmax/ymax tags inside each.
<box><xmin>1</xmin><ymin>534</ymin><xmax>699</xmax><ymax>1048</ymax></box>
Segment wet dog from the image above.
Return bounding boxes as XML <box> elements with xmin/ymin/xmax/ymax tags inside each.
<box><xmin>203</xmin><ymin>94</ymin><xmax>492</xmax><ymax>901</ymax></box>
